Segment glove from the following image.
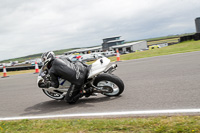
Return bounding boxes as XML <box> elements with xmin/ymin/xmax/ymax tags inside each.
<box><xmin>38</xmin><ymin>81</ymin><xmax>51</xmax><ymax>88</ymax></box>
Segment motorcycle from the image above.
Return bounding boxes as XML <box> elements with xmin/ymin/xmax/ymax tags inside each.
<box><xmin>37</xmin><ymin>57</ymin><xmax>124</xmax><ymax>100</ymax></box>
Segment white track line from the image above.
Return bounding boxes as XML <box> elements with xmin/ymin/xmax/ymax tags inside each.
<box><xmin>1</xmin><ymin>109</ymin><xmax>200</xmax><ymax>121</ymax></box>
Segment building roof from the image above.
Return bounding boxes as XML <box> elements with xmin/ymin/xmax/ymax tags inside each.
<box><xmin>77</xmin><ymin>46</ymin><xmax>102</xmax><ymax>52</ymax></box>
<box><xmin>106</xmin><ymin>39</ymin><xmax>125</xmax><ymax>43</ymax></box>
<box><xmin>111</xmin><ymin>41</ymin><xmax>146</xmax><ymax>48</ymax></box>
<box><xmin>64</xmin><ymin>46</ymin><xmax>102</xmax><ymax>54</ymax></box>
<box><xmin>102</xmin><ymin>36</ymin><xmax>121</xmax><ymax>40</ymax></box>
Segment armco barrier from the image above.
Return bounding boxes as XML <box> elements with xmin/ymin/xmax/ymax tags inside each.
<box><xmin>0</xmin><ymin>65</ymin><xmax>42</xmax><ymax>72</ymax></box>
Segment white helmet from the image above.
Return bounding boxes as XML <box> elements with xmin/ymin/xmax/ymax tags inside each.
<box><xmin>41</xmin><ymin>51</ymin><xmax>55</xmax><ymax>66</ymax></box>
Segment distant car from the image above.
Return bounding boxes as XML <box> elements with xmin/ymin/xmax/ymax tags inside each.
<box><xmin>63</xmin><ymin>53</ymin><xmax>103</xmax><ymax>62</ymax></box>
<box><xmin>100</xmin><ymin>51</ymin><xmax>116</xmax><ymax>57</ymax></box>
<box><xmin>149</xmin><ymin>45</ymin><xmax>160</xmax><ymax>50</ymax></box>
<box><xmin>76</xmin><ymin>55</ymin><xmax>82</xmax><ymax>59</ymax></box>
<box><xmin>31</xmin><ymin>61</ymin><xmax>35</xmax><ymax>65</ymax></box>
<box><xmin>123</xmin><ymin>51</ymin><xmax>129</xmax><ymax>54</ymax></box>
<box><xmin>62</xmin><ymin>54</ymin><xmax>79</xmax><ymax>62</ymax></box>
<box><xmin>79</xmin><ymin>54</ymin><xmax>95</xmax><ymax>62</ymax></box>
<box><xmin>91</xmin><ymin>53</ymin><xmax>104</xmax><ymax>59</ymax></box>
<box><xmin>78</xmin><ymin>53</ymin><xmax>103</xmax><ymax>62</ymax></box>
<box><xmin>25</xmin><ymin>61</ymin><xmax>30</xmax><ymax>64</ymax></box>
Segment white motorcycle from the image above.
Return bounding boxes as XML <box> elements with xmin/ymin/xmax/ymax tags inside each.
<box><xmin>37</xmin><ymin>57</ymin><xmax>124</xmax><ymax>100</ymax></box>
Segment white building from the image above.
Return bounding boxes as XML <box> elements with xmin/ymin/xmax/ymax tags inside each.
<box><xmin>110</xmin><ymin>40</ymin><xmax>148</xmax><ymax>53</ymax></box>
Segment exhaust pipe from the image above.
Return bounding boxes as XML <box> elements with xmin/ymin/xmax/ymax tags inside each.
<box><xmin>104</xmin><ymin>64</ymin><xmax>118</xmax><ymax>74</ymax></box>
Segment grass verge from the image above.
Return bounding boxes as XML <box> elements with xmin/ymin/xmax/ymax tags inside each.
<box><xmin>0</xmin><ymin>116</ymin><xmax>200</xmax><ymax>132</ymax></box>
<box><xmin>0</xmin><ymin>70</ymin><xmax>35</xmax><ymax>76</ymax></box>
<box><xmin>147</xmin><ymin>37</ymin><xmax>179</xmax><ymax>45</ymax></box>
<box><xmin>109</xmin><ymin>40</ymin><xmax>200</xmax><ymax>62</ymax></box>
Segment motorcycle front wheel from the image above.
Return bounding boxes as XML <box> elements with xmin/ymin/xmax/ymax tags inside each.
<box><xmin>42</xmin><ymin>89</ymin><xmax>65</xmax><ymax>100</ymax></box>
<box><xmin>93</xmin><ymin>73</ymin><xmax>124</xmax><ymax>96</ymax></box>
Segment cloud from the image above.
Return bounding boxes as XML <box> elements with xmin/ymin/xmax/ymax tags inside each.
<box><xmin>0</xmin><ymin>0</ymin><xmax>200</xmax><ymax>61</ymax></box>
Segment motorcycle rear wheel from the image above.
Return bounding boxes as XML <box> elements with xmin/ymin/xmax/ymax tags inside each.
<box><xmin>93</xmin><ymin>73</ymin><xmax>124</xmax><ymax>96</ymax></box>
<box><xmin>42</xmin><ymin>89</ymin><xmax>65</xmax><ymax>100</ymax></box>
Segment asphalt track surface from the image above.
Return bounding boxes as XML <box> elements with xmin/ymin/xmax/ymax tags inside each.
<box><xmin>1</xmin><ymin>51</ymin><xmax>200</xmax><ymax>119</ymax></box>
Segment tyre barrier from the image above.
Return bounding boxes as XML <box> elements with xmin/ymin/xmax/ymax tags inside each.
<box><xmin>0</xmin><ymin>65</ymin><xmax>42</xmax><ymax>72</ymax></box>
<box><xmin>180</xmin><ymin>33</ymin><xmax>200</xmax><ymax>42</ymax></box>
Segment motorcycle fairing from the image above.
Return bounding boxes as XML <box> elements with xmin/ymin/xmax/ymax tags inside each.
<box><xmin>87</xmin><ymin>57</ymin><xmax>110</xmax><ymax>79</ymax></box>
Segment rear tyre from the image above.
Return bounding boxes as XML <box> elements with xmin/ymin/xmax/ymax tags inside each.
<box><xmin>93</xmin><ymin>73</ymin><xmax>124</xmax><ymax>96</ymax></box>
<box><xmin>42</xmin><ymin>89</ymin><xmax>65</xmax><ymax>100</ymax></box>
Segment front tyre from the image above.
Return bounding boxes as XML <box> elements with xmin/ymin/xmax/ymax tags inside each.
<box><xmin>42</xmin><ymin>89</ymin><xmax>65</xmax><ymax>100</ymax></box>
<box><xmin>93</xmin><ymin>73</ymin><xmax>124</xmax><ymax>96</ymax></box>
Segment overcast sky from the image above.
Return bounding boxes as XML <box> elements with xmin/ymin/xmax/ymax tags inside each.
<box><xmin>0</xmin><ymin>0</ymin><xmax>200</xmax><ymax>61</ymax></box>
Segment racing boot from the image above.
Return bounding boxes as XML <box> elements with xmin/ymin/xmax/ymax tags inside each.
<box><xmin>65</xmin><ymin>84</ymin><xmax>83</xmax><ymax>104</ymax></box>
<box><xmin>84</xmin><ymin>87</ymin><xmax>94</xmax><ymax>97</ymax></box>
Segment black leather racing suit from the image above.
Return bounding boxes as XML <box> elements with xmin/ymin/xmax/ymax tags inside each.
<box><xmin>38</xmin><ymin>57</ymin><xmax>88</xmax><ymax>103</ymax></box>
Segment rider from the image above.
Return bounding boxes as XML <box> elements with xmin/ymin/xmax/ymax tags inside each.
<box><xmin>38</xmin><ymin>51</ymin><xmax>88</xmax><ymax>104</ymax></box>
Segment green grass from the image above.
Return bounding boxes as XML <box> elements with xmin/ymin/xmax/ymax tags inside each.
<box><xmin>0</xmin><ymin>46</ymin><xmax>101</xmax><ymax>63</ymax></box>
<box><xmin>126</xmin><ymin>32</ymin><xmax>194</xmax><ymax>44</ymax></box>
<box><xmin>0</xmin><ymin>53</ymin><xmax>42</xmax><ymax>63</ymax></box>
<box><xmin>0</xmin><ymin>48</ymin><xmax>77</xmax><ymax>63</ymax></box>
<box><xmin>0</xmin><ymin>116</ymin><xmax>200</xmax><ymax>132</ymax></box>
<box><xmin>147</xmin><ymin>37</ymin><xmax>179</xmax><ymax>45</ymax></box>
<box><xmin>109</xmin><ymin>40</ymin><xmax>200</xmax><ymax>62</ymax></box>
